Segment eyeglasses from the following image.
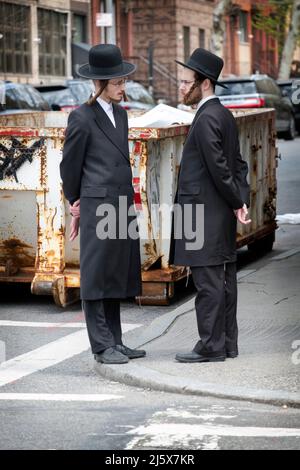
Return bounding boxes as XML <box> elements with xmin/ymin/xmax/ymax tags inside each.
<box><xmin>109</xmin><ymin>78</ymin><xmax>128</xmax><ymax>87</ymax></box>
<box><xmin>179</xmin><ymin>80</ymin><xmax>195</xmax><ymax>86</ymax></box>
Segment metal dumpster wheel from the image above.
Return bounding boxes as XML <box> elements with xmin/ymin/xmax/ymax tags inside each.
<box><xmin>31</xmin><ymin>275</ymin><xmax>80</xmax><ymax>308</ymax></box>
<box><xmin>247</xmin><ymin>231</ymin><xmax>275</xmax><ymax>254</ymax></box>
<box><xmin>136</xmin><ymin>281</ymin><xmax>175</xmax><ymax>305</ymax></box>
<box><xmin>52</xmin><ymin>278</ymin><xmax>80</xmax><ymax>308</ymax></box>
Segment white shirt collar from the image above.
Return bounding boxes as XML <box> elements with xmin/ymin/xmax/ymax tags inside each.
<box><xmin>93</xmin><ymin>94</ymin><xmax>116</xmax><ymax>127</ymax></box>
<box><xmin>197</xmin><ymin>94</ymin><xmax>218</xmax><ymax>111</ymax></box>
<box><xmin>97</xmin><ymin>96</ymin><xmax>113</xmax><ymax>112</ymax></box>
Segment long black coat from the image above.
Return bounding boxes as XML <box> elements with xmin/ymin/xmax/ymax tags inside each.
<box><xmin>60</xmin><ymin>101</ymin><xmax>142</xmax><ymax>300</ymax></box>
<box><xmin>173</xmin><ymin>98</ymin><xmax>250</xmax><ymax>267</ymax></box>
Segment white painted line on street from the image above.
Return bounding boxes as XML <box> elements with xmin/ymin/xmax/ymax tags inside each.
<box><xmin>0</xmin><ymin>321</ymin><xmax>86</xmax><ymax>328</ymax></box>
<box><xmin>0</xmin><ymin>323</ymin><xmax>141</xmax><ymax>388</ymax></box>
<box><xmin>0</xmin><ymin>393</ymin><xmax>123</xmax><ymax>402</ymax></box>
<box><xmin>237</xmin><ymin>270</ymin><xmax>257</xmax><ymax>281</ymax></box>
<box><xmin>126</xmin><ymin>423</ymin><xmax>300</xmax><ymax>449</ymax></box>
<box><xmin>271</xmin><ymin>248</ymin><xmax>300</xmax><ymax>261</ymax></box>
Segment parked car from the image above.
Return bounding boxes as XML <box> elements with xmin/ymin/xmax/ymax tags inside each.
<box><xmin>215</xmin><ymin>74</ymin><xmax>296</xmax><ymax>140</ymax></box>
<box><xmin>0</xmin><ymin>82</ymin><xmax>50</xmax><ymax>114</ymax></box>
<box><xmin>37</xmin><ymin>79</ymin><xmax>155</xmax><ymax>113</ymax></box>
<box><xmin>277</xmin><ymin>79</ymin><xmax>300</xmax><ymax>133</ymax></box>
<box><xmin>121</xmin><ymin>81</ymin><xmax>155</xmax><ymax>111</ymax></box>
<box><xmin>35</xmin><ymin>79</ymin><xmax>94</xmax><ymax>112</ymax></box>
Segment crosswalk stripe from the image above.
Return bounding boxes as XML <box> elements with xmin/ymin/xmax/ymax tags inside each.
<box><xmin>0</xmin><ymin>320</ymin><xmax>86</xmax><ymax>328</ymax></box>
<box><xmin>0</xmin><ymin>323</ymin><xmax>141</xmax><ymax>387</ymax></box>
<box><xmin>126</xmin><ymin>422</ymin><xmax>300</xmax><ymax>449</ymax></box>
<box><xmin>0</xmin><ymin>393</ymin><xmax>123</xmax><ymax>402</ymax></box>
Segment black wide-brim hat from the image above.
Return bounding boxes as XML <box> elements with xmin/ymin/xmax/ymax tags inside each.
<box><xmin>78</xmin><ymin>44</ymin><xmax>136</xmax><ymax>80</ymax></box>
<box><xmin>175</xmin><ymin>48</ymin><xmax>227</xmax><ymax>88</ymax></box>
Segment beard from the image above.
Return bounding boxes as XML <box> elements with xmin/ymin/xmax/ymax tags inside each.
<box><xmin>183</xmin><ymin>84</ymin><xmax>203</xmax><ymax>106</ymax></box>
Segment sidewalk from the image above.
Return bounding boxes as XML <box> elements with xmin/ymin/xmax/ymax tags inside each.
<box><xmin>95</xmin><ymin>244</ymin><xmax>300</xmax><ymax>408</ymax></box>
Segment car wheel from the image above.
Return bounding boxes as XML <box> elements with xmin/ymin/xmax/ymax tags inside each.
<box><xmin>284</xmin><ymin>117</ymin><xmax>296</xmax><ymax>140</ymax></box>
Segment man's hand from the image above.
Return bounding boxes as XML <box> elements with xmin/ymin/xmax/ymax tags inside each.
<box><xmin>70</xmin><ymin>199</ymin><xmax>80</xmax><ymax>218</ymax></box>
<box><xmin>69</xmin><ymin>216</ymin><xmax>80</xmax><ymax>241</ymax></box>
<box><xmin>234</xmin><ymin>204</ymin><xmax>251</xmax><ymax>225</ymax></box>
<box><xmin>69</xmin><ymin>199</ymin><xmax>80</xmax><ymax>241</ymax></box>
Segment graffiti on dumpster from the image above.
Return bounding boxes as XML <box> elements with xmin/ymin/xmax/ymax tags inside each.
<box><xmin>0</xmin><ymin>137</ymin><xmax>44</xmax><ymax>183</ymax></box>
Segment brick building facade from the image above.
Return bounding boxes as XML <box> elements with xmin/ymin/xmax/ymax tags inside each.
<box><xmin>115</xmin><ymin>0</ymin><xmax>280</xmax><ymax>104</ymax></box>
<box><xmin>1</xmin><ymin>0</ymin><xmax>286</xmax><ymax>99</ymax></box>
<box><xmin>0</xmin><ymin>0</ymin><xmax>91</xmax><ymax>85</ymax></box>
<box><xmin>116</xmin><ymin>0</ymin><xmax>216</xmax><ymax>104</ymax></box>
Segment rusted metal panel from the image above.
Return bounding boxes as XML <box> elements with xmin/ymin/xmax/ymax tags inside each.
<box><xmin>129</xmin><ymin>108</ymin><xmax>277</xmax><ymax>276</ymax></box>
<box><xmin>0</xmin><ymin>190</ymin><xmax>37</xmax><ymax>274</ymax></box>
<box><xmin>0</xmin><ymin>113</ymin><xmax>68</xmax><ymax>303</ymax></box>
<box><xmin>0</xmin><ymin>109</ymin><xmax>277</xmax><ymax>306</ymax></box>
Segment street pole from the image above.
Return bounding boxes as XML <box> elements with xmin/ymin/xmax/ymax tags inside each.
<box><xmin>148</xmin><ymin>40</ymin><xmax>154</xmax><ymax>98</ymax></box>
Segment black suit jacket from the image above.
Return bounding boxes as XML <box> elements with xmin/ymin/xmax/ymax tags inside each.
<box><xmin>173</xmin><ymin>98</ymin><xmax>250</xmax><ymax>267</ymax></box>
<box><xmin>60</xmin><ymin>101</ymin><xmax>142</xmax><ymax>300</ymax></box>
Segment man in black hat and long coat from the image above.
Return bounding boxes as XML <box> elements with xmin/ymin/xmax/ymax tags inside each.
<box><xmin>60</xmin><ymin>44</ymin><xmax>145</xmax><ymax>364</ymax></box>
<box><xmin>174</xmin><ymin>48</ymin><xmax>251</xmax><ymax>363</ymax></box>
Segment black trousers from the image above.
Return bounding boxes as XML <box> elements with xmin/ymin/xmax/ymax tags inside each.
<box><xmin>191</xmin><ymin>262</ymin><xmax>238</xmax><ymax>354</ymax></box>
<box><xmin>82</xmin><ymin>299</ymin><xmax>123</xmax><ymax>354</ymax></box>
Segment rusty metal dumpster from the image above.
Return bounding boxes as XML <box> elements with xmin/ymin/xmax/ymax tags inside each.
<box><xmin>0</xmin><ymin>112</ymin><xmax>78</xmax><ymax>307</ymax></box>
<box><xmin>0</xmin><ymin>108</ymin><xmax>277</xmax><ymax>306</ymax></box>
<box><xmin>128</xmin><ymin>108</ymin><xmax>277</xmax><ymax>304</ymax></box>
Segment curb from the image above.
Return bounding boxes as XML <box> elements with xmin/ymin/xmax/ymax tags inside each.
<box><xmin>95</xmin><ymin>361</ymin><xmax>300</xmax><ymax>408</ymax></box>
<box><xmin>95</xmin><ymin>264</ymin><xmax>300</xmax><ymax>408</ymax></box>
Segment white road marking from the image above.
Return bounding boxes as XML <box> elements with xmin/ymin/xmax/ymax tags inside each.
<box><xmin>128</xmin><ymin>422</ymin><xmax>300</xmax><ymax>438</ymax></box>
<box><xmin>155</xmin><ymin>409</ymin><xmax>237</xmax><ymax>421</ymax></box>
<box><xmin>0</xmin><ymin>321</ymin><xmax>86</xmax><ymax>328</ymax></box>
<box><xmin>126</xmin><ymin>423</ymin><xmax>300</xmax><ymax>450</ymax></box>
<box><xmin>125</xmin><ymin>406</ymin><xmax>300</xmax><ymax>450</ymax></box>
<box><xmin>0</xmin><ymin>393</ymin><xmax>122</xmax><ymax>402</ymax></box>
<box><xmin>0</xmin><ymin>323</ymin><xmax>141</xmax><ymax>387</ymax></box>
<box><xmin>237</xmin><ymin>270</ymin><xmax>257</xmax><ymax>281</ymax></box>
<box><xmin>271</xmin><ymin>248</ymin><xmax>300</xmax><ymax>261</ymax></box>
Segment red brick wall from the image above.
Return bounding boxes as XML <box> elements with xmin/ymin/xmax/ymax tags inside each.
<box><xmin>125</xmin><ymin>0</ymin><xmax>216</xmax><ymax>105</ymax></box>
<box><xmin>175</xmin><ymin>0</ymin><xmax>215</xmax><ymax>63</ymax></box>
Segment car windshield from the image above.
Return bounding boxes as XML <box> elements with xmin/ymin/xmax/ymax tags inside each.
<box><xmin>26</xmin><ymin>85</ymin><xmax>50</xmax><ymax>110</ymax></box>
<box><xmin>43</xmin><ymin>88</ymin><xmax>77</xmax><ymax>106</ymax></box>
<box><xmin>216</xmin><ymin>81</ymin><xmax>257</xmax><ymax>96</ymax></box>
<box><xmin>1</xmin><ymin>87</ymin><xmax>20</xmax><ymax>110</ymax></box>
<box><xmin>6</xmin><ymin>85</ymin><xmax>32</xmax><ymax>109</ymax></box>
<box><xmin>125</xmin><ymin>83</ymin><xmax>155</xmax><ymax>104</ymax></box>
<box><xmin>69</xmin><ymin>81</ymin><xmax>94</xmax><ymax>103</ymax></box>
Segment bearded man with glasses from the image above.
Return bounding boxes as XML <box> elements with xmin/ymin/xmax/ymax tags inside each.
<box><xmin>173</xmin><ymin>48</ymin><xmax>251</xmax><ymax>363</ymax></box>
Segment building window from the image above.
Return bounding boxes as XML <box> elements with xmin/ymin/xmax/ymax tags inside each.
<box><xmin>0</xmin><ymin>2</ymin><xmax>31</xmax><ymax>74</ymax></box>
<box><xmin>199</xmin><ymin>29</ymin><xmax>205</xmax><ymax>49</ymax></box>
<box><xmin>38</xmin><ymin>8</ymin><xmax>67</xmax><ymax>76</ymax></box>
<box><xmin>73</xmin><ymin>14</ymin><xmax>86</xmax><ymax>43</ymax></box>
<box><xmin>239</xmin><ymin>11</ymin><xmax>249</xmax><ymax>43</ymax></box>
<box><xmin>183</xmin><ymin>26</ymin><xmax>190</xmax><ymax>63</ymax></box>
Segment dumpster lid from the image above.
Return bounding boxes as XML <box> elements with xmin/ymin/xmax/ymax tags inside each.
<box><xmin>128</xmin><ymin>104</ymin><xmax>194</xmax><ymax>128</ymax></box>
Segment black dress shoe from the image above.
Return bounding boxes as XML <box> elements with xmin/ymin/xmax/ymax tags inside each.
<box><xmin>115</xmin><ymin>344</ymin><xmax>146</xmax><ymax>359</ymax></box>
<box><xmin>94</xmin><ymin>347</ymin><xmax>129</xmax><ymax>364</ymax></box>
<box><xmin>226</xmin><ymin>350</ymin><xmax>239</xmax><ymax>359</ymax></box>
<box><xmin>175</xmin><ymin>351</ymin><xmax>225</xmax><ymax>363</ymax></box>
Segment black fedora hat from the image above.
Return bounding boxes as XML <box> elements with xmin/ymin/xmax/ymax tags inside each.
<box><xmin>78</xmin><ymin>43</ymin><xmax>136</xmax><ymax>80</ymax></box>
<box><xmin>175</xmin><ymin>48</ymin><xmax>227</xmax><ymax>88</ymax></box>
